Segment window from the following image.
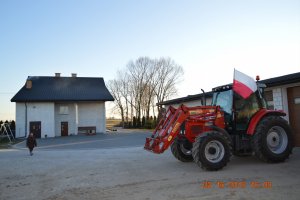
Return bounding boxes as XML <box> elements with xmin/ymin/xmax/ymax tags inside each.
<box><xmin>234</xmin><ymin>92</ymin><xmax>261</xmax><ymax>131</ymax></box>
<box><xmin>264</xmin><ymin>90</ymin><xmax>274</xmax><ymax>110</ymax></box>
<box><xmin>59</xmin><ymin>106</ymin><xmax>69</xmax><ymax>115</ymax></box>
<box><xmin>235</xmin><ymin>93</ymin><xmax>260</xmax><ymax>117</ymax></box>
<box><xmin>212</xmin><ymin>90</ymin><xmax>233</xmax><ymax>114</ymax></box>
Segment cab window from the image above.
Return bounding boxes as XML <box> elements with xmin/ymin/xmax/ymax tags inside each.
<box><xmin>212</xmin><ymin>90</ymin><xmax>233</xmax><ymax>114</ymax></box>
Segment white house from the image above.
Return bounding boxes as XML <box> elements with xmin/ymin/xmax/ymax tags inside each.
<box><xmin>11</xmin><ymin>73</ymin><xmax>114</xmax><ymax>138</ymax></box>
<box><xmin>158</xmin><ymin>72</ymin><xmax>300</xmax><ymax>146</ymax></box>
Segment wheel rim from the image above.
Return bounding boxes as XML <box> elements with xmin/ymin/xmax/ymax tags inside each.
<box><xmin>180</xmin><ymin>143</ymin><xmax>192</xmax><ymax>155</ymax></box>
<box><xmin>204</xmin><ymin>140</ymin><xmax>225</xmax><ymax>163</ymax></box>
<box><xmin>266</xmin><ymin>126</ymin><xmax>288</xmax><ymax>154</ymax></box>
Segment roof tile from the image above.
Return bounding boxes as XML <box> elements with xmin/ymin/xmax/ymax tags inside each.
<box><xmin>11</xmin><ymin>76</ymin><xmax>114</xmax><ymax>102</ymax></box>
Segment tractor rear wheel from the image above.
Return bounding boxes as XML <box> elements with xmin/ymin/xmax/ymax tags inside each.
<box><xmin>171</xmin><ymin>137</ymin><xmax>193</xmax><ymax>162</ymax></box>
<box><xmin>252</xmin><ymin>116</ymin><xmax>294</xmax><ymax>163</ymax></box>
<box><xmin>192</xmin><ymin>131</ymin><xmax>232</xmax><ymax>171</ymax></box>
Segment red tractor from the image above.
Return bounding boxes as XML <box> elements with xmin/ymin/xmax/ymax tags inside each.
<box><xmin>144</xmin><ymin>82</ymin><xmax>294</xmax><ymax>170</ymax></box>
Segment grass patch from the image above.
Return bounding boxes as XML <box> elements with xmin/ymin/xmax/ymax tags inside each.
<box><xmin>0</xmin><ymin>137</ymin><xmax>25</xmax><ymax>149</ymax></box>
<box><xmin>106</xmin><ymin>119</ymin><xmax>122</xmax><ymax>129</ymax></box>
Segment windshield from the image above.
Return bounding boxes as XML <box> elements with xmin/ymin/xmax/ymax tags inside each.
<box><xmin>212</xmin><ymin>90</ymin><xmax>233</xmax><ymax>114</ymax></box>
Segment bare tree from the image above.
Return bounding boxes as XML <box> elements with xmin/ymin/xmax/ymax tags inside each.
<box><xmin>108</xmin><ymin>56</ymin><xmax>184</xmax><ymax>127</ymax></box>
<box><xmin>127</xmin><ymin>57</ymin><xmax>155</xmax><ymax>120</ymax></box>
<box><xmin>154</xmin><ymin>57</ymin><xmax>184</xmax><ymax>112</ymax></box>
<box><xmin>116</xmin><ymin>70</ymin><xmax>130</xmax><ymax>124</ymax></box>
<box><xmin>141</xmin><ymin>63</ymin><xmax>158</xmax><ymax>118</ymax></box>
<box><xmin>107</xmin><ymin>79</ymin><xmax>125</xmax><ymax>127</ymax></box>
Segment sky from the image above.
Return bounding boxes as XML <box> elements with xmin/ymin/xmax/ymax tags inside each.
<box><xmin>0</xmin><ymin>0</ymin><xmax>299</xmax><ymax>120</ymax></box>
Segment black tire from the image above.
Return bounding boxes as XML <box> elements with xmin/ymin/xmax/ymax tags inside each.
<box><xmin>252</xmin><ymin>116</ymin><xmax>294</xmax><ymax>163</ymax></box>
<box><xmin>192</xmin><ymin>131</ymin><xmax>232</xmax><ymax>171</ymax></box>
<box><xmin>171</xmin><ymin>137</ymin><xmax>193</xmax><ymax>162</ymax></box>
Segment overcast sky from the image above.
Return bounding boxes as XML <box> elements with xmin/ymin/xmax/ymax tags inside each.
<box><xmin>0</xmin><ymin>0</ymin><xmax>299</xmax><ymax>120</ymax></box>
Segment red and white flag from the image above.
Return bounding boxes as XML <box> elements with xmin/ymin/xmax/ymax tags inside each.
<box><xmin>233</xmin><ymin>69</ymin><xmax>257</xmax><ymax>99</ymax></box>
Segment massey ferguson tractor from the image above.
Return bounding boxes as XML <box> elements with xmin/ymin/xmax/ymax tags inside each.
<box><xmin>144</xmin><ymin>82</ymin><xmax>294</xmax><ymax>170</ymax></box>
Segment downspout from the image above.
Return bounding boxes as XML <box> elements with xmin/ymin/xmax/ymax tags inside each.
<box><xmin>75</xmin><ymin>103</ymin><xmax>78</xmax><ymax>135</ymax></box>
<box><xmin>25</xmin><ymin>102</ymin><xmax>28</xmax><ymax>138</ymax></box>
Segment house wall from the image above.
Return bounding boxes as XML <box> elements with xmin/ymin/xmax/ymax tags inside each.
<box><xmin>27</xmin><ymin>102</ymin><xmax>55</xmax><ymax>138</ymax></box>
<box><xmin>15</xmin><ymin>103</ymin><xmax>26</xmax><ymax>138</ymax></box>
<box><xmin>77</xmin><ymin>102</ymin><xmax>106</xmax><ymax>133</ymax></box>
<box><xmin>54</xmin><ymin>102</ymin><xmax>106</xmax><ymax>136</ymax></box>
<box><xmin>55</xmin><ymin>103</ymin><xmax>77</xmax><ymax>136</ymax></box>
<box><xmin>15</xmin><ymin>102</ymin><xmax>55</xmax><ymax>138</ymax></box>
<box><xmin>265</xmin><ymin>82</ymin><xmax>300</xmax><ymax>122</ymax></box>
<box><xmin>15</xmin><ymin>101</ymin><xmax>107</xmax><ymax>138</ymax></box>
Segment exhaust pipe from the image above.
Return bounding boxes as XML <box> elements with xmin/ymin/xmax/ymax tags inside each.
<box><xmin>201</xmin><ymin>89</ymin><xmax>206</xmax><ymax>106</ymax></box>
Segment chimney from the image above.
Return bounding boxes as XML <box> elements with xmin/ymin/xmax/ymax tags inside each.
<box><xmin>55</xmin><ymin>73</ymin><xmax>61</xmax><ymax>77</ymax></box>
<box><xmin>71</xmin><ymin>73</ymin><xmax>77</xmax><ymax>77</ymax></box>
<box><xmin>26</xmin><ymin>80</ymin><xmax>32</xmax><ymax>89</ymax></box>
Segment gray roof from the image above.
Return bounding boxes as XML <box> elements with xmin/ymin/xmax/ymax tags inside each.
<box><xmin>157</xmin><ymin>91</ymin><xmax>213</xmax><ymax>106</ymax></box>
<box><xmin>158</xmin><ymin>72</ymin><xmax>300</xmax><ymax>106</ymax></box>
<box><xmin>261</xmin><ymin>72</ymin><xmax>300</xmax><ymax>87</ymax></box>
<box><xmin>11</xmin><ymin>76</ymin><xmax>114</xmax><ymax>102</ymax></box>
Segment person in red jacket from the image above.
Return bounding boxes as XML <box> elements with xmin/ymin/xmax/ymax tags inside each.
<box><xmin>26</xmin><ymin>133</ymin><xmax>37</xmax><ymax>156</ymax></box>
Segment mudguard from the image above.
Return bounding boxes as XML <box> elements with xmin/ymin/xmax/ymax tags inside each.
<box><xmin>247</xmin><ymin>108</ymin><xmax>286</xmax><ymax>135</ymax></box>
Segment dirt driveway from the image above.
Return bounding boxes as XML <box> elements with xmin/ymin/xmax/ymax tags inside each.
<box><xmin>0</xmin><ymin>133</ymin><xmax>299</xmax><ymax>200</ymax></box>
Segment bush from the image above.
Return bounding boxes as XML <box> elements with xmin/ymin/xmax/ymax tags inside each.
<box><xmin>142</xmin><ymin>116</ymin><xmax>146</xmax><ymax>127</ymax></box>
<box><xmin>137</xmin><ymin>117</ymin><xmax>141</xmax><ymax>128</ymax></box>
<box><xmin>10</xmin><ymin>120</ymin><xmax>15</xmax><ymax>131</ymax></box>
<box><xmin>145</xmin><ymin>120</ymin><xmax>152</xmax><ymax>129</ymax></box>
<box><xmin>124</xmin><ymin>116</ymin><xmax>158</xmax><ymax>129</ymax></box>
<box><xmin>144</xmin><ymin>116</ymin><xmax>156</xmax><ymax>129</ymax></box>
<box><xmin>124</xmin><ymin>121</ymin><xmax>133</xmax><ymax>128</ymax></box>
<box><xmin>133</xmin><ymin>117</ymin><xmax>137</xmax><ymax>128</ymax></box>
<box><xmin>154</xmin><ymin>116</ymin><xmax>158</xmax><ymax>126</ymax></box>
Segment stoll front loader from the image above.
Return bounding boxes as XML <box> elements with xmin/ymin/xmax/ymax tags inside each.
<box><xmin>144</xmin><ymin>82</ymin><xmax>294</xmax><ymax>170</ymax></box>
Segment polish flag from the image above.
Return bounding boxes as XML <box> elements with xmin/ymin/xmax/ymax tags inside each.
<box><xmin>233</xmin><ymin>69</ymin><xmax>257</xmax><ymax>99</ymax></box>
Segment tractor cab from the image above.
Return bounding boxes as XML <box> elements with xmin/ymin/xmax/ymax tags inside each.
<box><xmin>211</xmin><ymin>83</ymin><xmax>268</xmax><ymax>134</ymax></box>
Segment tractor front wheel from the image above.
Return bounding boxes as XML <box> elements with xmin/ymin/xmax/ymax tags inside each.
<box><xmin>171</xmin><ymin>137</ymin><xmax>193</xmax><ymax>162</ymax></box>
<box><xmin>192</xmin><ymin>131</ymin><xmax>232</xmax><ymax>171</ymax></box>
<box><xmin>252</xmin><ymin>116</ymin><xmax>294</xmax><ymax>162</ymax></box>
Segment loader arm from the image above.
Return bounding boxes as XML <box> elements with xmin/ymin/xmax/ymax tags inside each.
<box><xmin>144</xmin><ymin>105</ymin><xmax>225</xmax><ymax>154</ymax></box>
<box><xmin>144</xmin><ymin>105</ymin><xmax>189</xmax><ymax>154</ymax></box>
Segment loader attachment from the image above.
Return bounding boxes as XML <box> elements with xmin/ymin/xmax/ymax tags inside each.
<box><xmin>144</xmin><ymin>105</ymin><xmax>225</xmax><ymax>154</ymax></box>
<box><xmin>144</xmin><ymin>105</ymin><xmax>189</xmax><ymax>154</ymax></box>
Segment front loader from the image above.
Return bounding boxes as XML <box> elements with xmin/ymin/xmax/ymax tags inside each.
<box><xmin>144</xmin><ymin>83</ymin><xmax>294</xmax><ymax>170</ymax></box>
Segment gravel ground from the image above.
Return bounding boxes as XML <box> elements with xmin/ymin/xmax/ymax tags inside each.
<box><xmin>0</xmin><ymin>145</ymin><xmax>299</xmax><ymax>200</ymax></box>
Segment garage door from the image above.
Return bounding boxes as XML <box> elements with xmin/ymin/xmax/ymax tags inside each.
<box><xmin>287</xmin><ymin>86</ymin><xmax>300</xmax><ymax>147</ymax></box>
